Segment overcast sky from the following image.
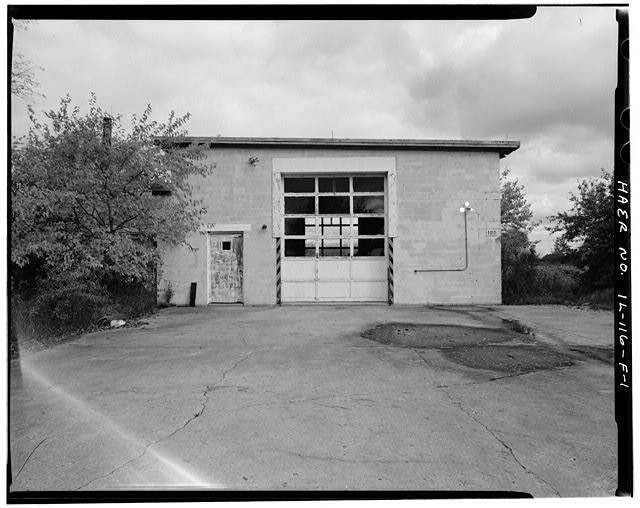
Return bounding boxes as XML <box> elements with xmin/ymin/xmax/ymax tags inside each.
<box><xmin>11</xmin><ymin>6</ymin><xmax>619</xmax><ymax>254</ymax></box>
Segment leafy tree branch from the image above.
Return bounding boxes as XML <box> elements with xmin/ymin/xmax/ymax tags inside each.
<box><xmin>11</xmin><ymin>93</ymin><xmax>215</xmax><ymax>293</ymax></box>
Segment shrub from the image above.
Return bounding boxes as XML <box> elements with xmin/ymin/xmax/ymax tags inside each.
<box><xmin>31</xmin><ymin>285</ymin><xmax>110</xmax><ymax>334</ymax></box>
<box><xmin>102</xmin><ymin>272</ymin><xmax>157</xmax><ymax>318</ymax></box>
<box><xmin>585</xmin><ymin>287</ymin><xmax>614</xmax><ymax>310</ymax></box>
<box><xmin>10</xmin><ymin>94</ymin><xmax>210</xmax><ymax>341</ymax></box>
<box><xmin>533</xmin><ymin>263</ymin><xmax>582</xmax><ymax>301</ymax></box>
<box><xmin>11</xmin><ymin>255</ymin><xmax>159</xmax><ymax>347</ymax></box>
<box><xmin>165</xmin><ymin>281</ymin><xmax>174</xmax><ymax>305</ymax></box>
<box><xmin>502</xmin><ymin>246</ymin><xmax>538</xmax><ymax>304</ymax></box>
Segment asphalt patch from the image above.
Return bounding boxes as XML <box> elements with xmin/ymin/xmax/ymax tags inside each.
<box><xmin>567</xmin><ymin>346</ymin><xmax>614</xmax><ymax>365</ymax></box>
<box><xmin>443</xmin><ymin>345</ymin><xmax>575</xmax><ymax>375</ymax></box>
<box><xmin>362</xmin><ymin>322</ymin><xmax>575</xmax><ymax>374</ymax></box>
<box><xmin>361</xmin><ymin>323</ymin><xmax>529</xmax><ymax>349</ymax></box>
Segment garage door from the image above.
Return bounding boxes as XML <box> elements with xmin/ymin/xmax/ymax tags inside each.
<box><xmin>281</xmin><ymin>175</ymin><xmax>388</xmax><ymax>302</ymax></box>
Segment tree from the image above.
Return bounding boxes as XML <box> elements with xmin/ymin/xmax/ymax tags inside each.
<box><xmin>11</xmin><ymin>20</ymin><xmax>44</xmax><ymax>100</ymax></box>
<box><xmin>500</xmin><ymin>169</ymin><xmax>538</xmax><ymax>303</ymax></box>
<box><xmin>12</xmin><ymin>53</ymin><xmax>43</xmax><ymax>100</ymax></box>
<box><xmin>11</xmin><ymin>94</ymin><xmax>213</xmax><ymax>327</ymax></box>
<box><xmin>548</xmin><ymin>170</ymin><xmax>614</xmax><ymax>291</ymax></box>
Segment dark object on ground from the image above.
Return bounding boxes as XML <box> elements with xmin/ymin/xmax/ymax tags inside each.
<box><xmin>190</xmin><ymin>282</ymin><xmax>197</xmax><ymax>307</ymax></box>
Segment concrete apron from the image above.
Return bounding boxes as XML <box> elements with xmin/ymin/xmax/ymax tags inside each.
<box><xmin>9</xmin><ymin>305</ymin><xmax>615</xmax><ymax>495</ymax></box>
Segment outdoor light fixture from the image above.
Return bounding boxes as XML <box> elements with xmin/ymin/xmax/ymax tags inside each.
<box><xmin>460</xmin><ymin>201</ymin><xmax>473</xmax><ymax>213</ymax></box>
<box><xmin>248</xmin><ymin>156</ymin><xmax>260</xmax><ymax>166</ymax></box>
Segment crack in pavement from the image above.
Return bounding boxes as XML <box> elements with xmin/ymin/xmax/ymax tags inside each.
<box><xmin>488</xmin><ymin>365</ymin><xmax>575</xmax><ymax>383</ymax></box>
<box><xmin>450</xmin><ymin>398</ymin><xmax>561</xmax><ymax>496</ymax></box>
<box><xmin>13</xmin><ymin>437</ymin><xmax>48</xmax><ymax>481</ymax></box>
<box><xmin>276</xmin><ymin>448</ymin><xmax>445</xmax><ymax>465</ymax></box>
<box><xmin>76</xmin><ymin>350</ymin><xmax>254</xmax><ymax>490</ymax></box>
<box><xmin>190</xmin><ymin>350</ymin><xmax>254</xmax><ymax>422</ymax></box>
<box><xmin>488</xmin><ymin>371</ymin><xmax>541</xmax><ymax>382</ymax></box>
<box><xmin>412</xmin><ymin>350</ymin><xmax>562</xmax><ymax>496</ymax></box>
<box><xmin>310</xmin><ymin>401</ymin><xmax>352</xmax><ymax>411</ymax></box>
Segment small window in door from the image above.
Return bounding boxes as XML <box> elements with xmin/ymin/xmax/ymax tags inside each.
<box><xmin>222</xmin><ymin>241</ymin><xmax>231</xmax><ymax>251</ymax></box>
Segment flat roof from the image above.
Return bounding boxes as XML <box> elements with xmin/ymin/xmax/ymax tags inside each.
<box><xmin>159</xmin><ymin>136</ymin><xmax>520</xmax><ymax>158</ymax></box>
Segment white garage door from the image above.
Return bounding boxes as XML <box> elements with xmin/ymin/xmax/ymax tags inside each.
<box><xmin>281</xmin><ymin>175</ymin><xmax>388</xmax><ymax>302</ymax></box>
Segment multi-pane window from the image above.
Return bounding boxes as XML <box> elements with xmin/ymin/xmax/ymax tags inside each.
<box><xmin>283</xmin><ymin>176</ymin><xmax>386</xmax><ymax>257</ymax></box>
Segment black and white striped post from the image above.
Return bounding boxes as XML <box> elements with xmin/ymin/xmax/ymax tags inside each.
<box><xmin>276</xmin><ymin>237</ymin><xmax>282</xmax><ymax>304</ymax></box>
<box><xmin>388</xmin><ymin>237</ymin><xmax>394</xmax><ymax>305</ymax></box>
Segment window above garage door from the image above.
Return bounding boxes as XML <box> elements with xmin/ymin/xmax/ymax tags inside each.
<box><xmin>271</xmin><ymin>156</ymin><xmax>397</xmax><ymax>240</ymax></box>
<box><xmin>282</xmin><ymin>175</ymin><xmax>386</xmax><ymax>258</ymax></box>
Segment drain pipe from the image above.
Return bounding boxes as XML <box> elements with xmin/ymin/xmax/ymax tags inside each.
<box><xmin>414</xmin><ymin>202</ymin><xmax>472</xmax><ymax>273</ymax></box>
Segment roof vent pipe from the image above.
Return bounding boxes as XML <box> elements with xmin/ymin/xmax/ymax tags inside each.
<box><xmin>102</xmin><ymin>117</ymin><xmax>112</xmax><ymax>147</ymax></box>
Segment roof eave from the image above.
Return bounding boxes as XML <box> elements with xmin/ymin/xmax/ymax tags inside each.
<box><xmin>155</xmin><ymin>136</ymin><xmax>520</xmax><ymax>158</ymax></box>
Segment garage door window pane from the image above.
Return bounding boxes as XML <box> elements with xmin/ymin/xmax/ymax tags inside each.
<box><xmin>285</xmin><ymin>218</ymin><xmax>308</xmax><ymax>235</ymax></box>
<box><xmin>319</xmin><ymin>238</ymin><xmax>349</xmax><ymax>257</ymax></box>
<box><xmin>353</xmin><ymin>195</ymin><xmax>384</xmax><ymax>214</ymax></box>
<box><xmin>353</xmin><ymin>176</ymin><xmax>384</xmax><ymax>192</ymax></box>
<box><xmin>321</xmin><ymin>226</ymin><xmax>342</xmax><ymax>237</ymax></box>
<box><xmin>318</xmin><ymin>196</ymin><xmax>349</xmax><ymax>214</ymax></box>
<box><xmin>285</xmin><ymin>196</ymin><xmax>315</xmax><ymax>214</ymax></box>
<box><xmin>319</xmin><ymin>177</ymin><xmax>349</xmax><ymax>193</ymax></box>
<box><xmin>319</xmin><ymin>218</ymin><xmax>344</xmax><ymax>236</ymax></box>
<box><xmin>284</xmin><ymin>177</ymin><xmax>315</xmax><ymax>193</ymax></box>
<box><xmin>285</xmin><ymin>239</ymin><xmax>316</xmax><ymax>257</ymax></box>
<box><xmin>357</xmin><ymin>217</ymin><xmax>385</xmax><ymax>235</ymax></box>
<box><xmin>354</xmin><ymin>238</ymin><xmax>385</xmax><ymax>256</ymax></box>
<box><xmin>304</xmin><ymin>218</ymin><xmax>316</xmax><ymax>236</ymax></box>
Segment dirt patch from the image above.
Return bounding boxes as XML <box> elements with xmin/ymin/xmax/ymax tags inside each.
<box><xmin>443</xmin><ymin>345</ymin><xmax>574</xmax><ymax>375</ymax></box>
<box><xmin>567</xmin><ymin>346</ymin><xmax>614</xmax><ymax>364</ymax></box>
<box><xmin>361</xmin><ymin>323</ymin><xmax>531</xmax><ymax>349</ymax></box>
<box><xmin>362</xmin><ymin>322</ymin><xmax>574</xmax><ymax>374</ymax></box>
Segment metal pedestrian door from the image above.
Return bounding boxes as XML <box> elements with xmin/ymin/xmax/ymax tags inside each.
<box><xmin>209</xmin><ymin>233</ymin><xmax>243</xmax><ymax>303</ymax></box>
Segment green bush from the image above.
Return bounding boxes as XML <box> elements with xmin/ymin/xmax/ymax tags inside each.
<box><xmin>524</xmin><ymin>294</ymin><xmax>572</xmax><ymax>305</ymax></box>
<box><xmin>11</xmin><ymin>283</ymin><xmax>156</xmax><ymax>346</ymax></box>
<box><xmin>503</xmin><ymin>257</ymin><xmax>587</xmax><ymax>305</ymax></box>
<box><xmin>102</xmin><ymin>273</ymin><xmax>157</xmax><ymax>318</ymax></box>
<box><xmin>11</xmin><ymin>266</ymin><xmax>157</xmax><ymax>342</ymax></box>
<box><xmin>502</xmin><ymin>247</ymin><xmax>538</xmax><ymax>304</ymax></box>
<box><xmin>533</xmin><ymin>263</ymin><xmax>582</xmax><ymax>301</ymax></box>
<box><xmin>585</xmin><ymin>287</ymin><xmax>614</xmax><ymax>310</ymax></box>
<box><xmin>11</xmin><ymin>251</ymin><xmax>159</xmax><ymax>339</ymax></box>
<box><xmin>31</xmin><ymin>285</ymin><xmax>110</xmax><ymax>333</ymax></box>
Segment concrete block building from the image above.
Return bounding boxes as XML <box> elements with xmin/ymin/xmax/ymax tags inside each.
<box><xmin>158</xmin><ymin>137</ymin><xmax>519</xmax><ymax>306</ymax></box>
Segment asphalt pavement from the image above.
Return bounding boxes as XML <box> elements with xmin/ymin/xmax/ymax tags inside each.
<box><xmin>8</xmin><ymin>304</ymin><xmax>616</xmax><ymax>496</ymax></box>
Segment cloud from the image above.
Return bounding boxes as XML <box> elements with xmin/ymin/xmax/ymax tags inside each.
<box><xmin>10</xmin><ymin>9</ymin><xmax>617</xmax><ymax>254</ymax></box>
<box><xmin>404</xmin><ymin>8</ymin><xmax>616</xmax><ymax>140</ymax></box>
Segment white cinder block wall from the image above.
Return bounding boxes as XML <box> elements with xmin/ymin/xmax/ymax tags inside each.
<box><xmin>393</xmin><ymin>151</ymin><xmax>501</xmax><ymax>304</ymax></box>
<box><xmin>158</xmin><ymin>144</ymin><xmax>505</xmax><ymax>305</ymax></box>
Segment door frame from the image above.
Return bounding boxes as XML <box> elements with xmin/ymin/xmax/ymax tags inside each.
<box><xmin>203</xmin><ymin>223</ymin><xmax>251</xmax><ymax>304</ymax></box>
